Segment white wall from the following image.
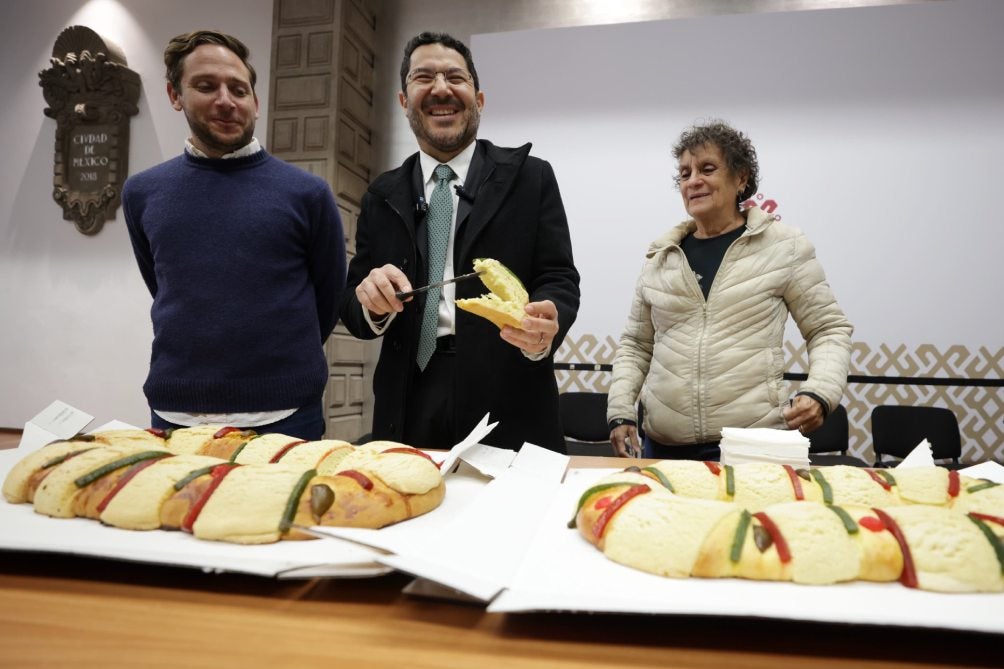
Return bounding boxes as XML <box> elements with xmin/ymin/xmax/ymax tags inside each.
<box><xmin>0</xmin><ymin>0</ymin><xmax>272</xmax><ymax>428</ymax></box>
<box><xmin>471</xmin><ymin>0</ymin><xmax>1004</xmax><ymax>349</ymax></box>
<box><xmin>370</xmin><ymin>0</ymin><xmax>926</xmax><ymax>172</ymax></box>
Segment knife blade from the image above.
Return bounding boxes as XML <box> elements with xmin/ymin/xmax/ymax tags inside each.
<box><xmin>395</xmin><ymin>270</ymin><xmax>484</xmax><ymax>300</ymax></box>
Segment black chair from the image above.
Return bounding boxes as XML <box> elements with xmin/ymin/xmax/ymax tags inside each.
<box><xmin>870</xmin><ymin>405</ymin><xmax>963</xmax><ymax>468</ymax></box>
<box><xmin>559</xmin><ymin>392</ymin><xmax>611</xmax><ymax>456</ymax></box>
<box><xmin>808</xmin><ymin>405</ymin><xmax>867</xmax><ymax>467</ymax></box>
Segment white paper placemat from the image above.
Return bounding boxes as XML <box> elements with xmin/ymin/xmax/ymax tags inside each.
<box><xmin>0</xmin><ymin>447</ymin><xmax>484</xmax><ymax>579</ymax></box>
<box><xmin>490</xmin><ymin>467</ymin><xmax>1004</xmax><ymax>634</ymax></box>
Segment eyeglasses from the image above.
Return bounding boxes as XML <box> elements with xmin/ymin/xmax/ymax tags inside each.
<box><xmin>406</xmin><ymin>68</ymin><xmax>473</xmax><ymax>88</ymax></box>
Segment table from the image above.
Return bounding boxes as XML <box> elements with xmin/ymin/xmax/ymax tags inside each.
<box><xmin>0</xmin><ymin>433</ymin><xmax>999</xmax><ymax>668</ymax></box>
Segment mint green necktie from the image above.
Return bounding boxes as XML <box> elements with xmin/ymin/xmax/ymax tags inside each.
<box><xmin>416</xmin><ymin>164</ymin><xmax>456</xmax><ymax>371</ymax></box>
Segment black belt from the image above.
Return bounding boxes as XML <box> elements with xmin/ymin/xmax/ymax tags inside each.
<box><xmin>435</xmin><ymin>335</ymin><xmax>456</xmax><ymax>353</ymax></box>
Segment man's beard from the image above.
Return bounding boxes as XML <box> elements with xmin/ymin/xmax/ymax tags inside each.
<box><xmin>407</xmin><ymin>102</ymin><xmax>479</xmax><ymax>156</ymax></box>
<box><xmin>186</xmin><ymin>112</ymin><xmax>255</xmax><ymax>156</ymax></box>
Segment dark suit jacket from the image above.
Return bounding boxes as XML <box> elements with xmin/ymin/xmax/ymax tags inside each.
<box><xmin>339</xmin><ymin>140</ymin><xmax>580</xmax><ymax>452</ymax></box>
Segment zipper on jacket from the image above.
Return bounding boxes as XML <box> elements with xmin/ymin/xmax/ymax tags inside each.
<box><xmin>695</xmin><ymin>301</ymin><xmax>709</xmax><ymax>440</ymax></box>
<box><xmin>673</xmin><ymin>246</ymin><xmax>710</xmax><ymax>441</ymax></box>
<box><xmin>692</xmin><ymin>231</ymin><xmax>750</xmax><ymax>441</ymax></box>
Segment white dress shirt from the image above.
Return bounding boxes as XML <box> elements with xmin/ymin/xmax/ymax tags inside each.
<box><xmin>366</xmin><ymin>141</ymin><xmax>475</xmax><ymax>336</ymax></box>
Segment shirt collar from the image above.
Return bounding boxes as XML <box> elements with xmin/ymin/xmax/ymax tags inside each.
<box><xmin>185</xmin><ymin>137</ymin><xmax>262</xmax><ymax>159</ymax></box>
<box><xmin>418</xmin><ymin>141</ymin><xmax>476</xmax><ymax>188</ymax></box>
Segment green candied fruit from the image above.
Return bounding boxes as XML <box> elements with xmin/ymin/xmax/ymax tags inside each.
<box><xmin>279</xmin><ymin>469</ymin><xmax>317</xmax><ymax>533</ymax></box>
<box><xmin>876</xmin><ymin>470</ymin><xmax>897</xmax><ymax>487</ymax></box>
<box><xmin>173</xmin><ymin>465</ymin><xmax>217</xmax><ymax>491</ymax></box>
<box><xmin>641</xmin><ymin>466</ymin><xmax>674</xmax><ymax>492</ymax></box>
<box><xmin>568</xmin><ymin>482</ymin><xmax>636</xmax><ymax>528</ymax></box>
<box><xmin>724</xmin><ymin>464</ymin><xmax>735</xmax><ymax>497</ymax></box>
<box><xmin>309</xmin><ymin>483</ymin><xmax>336</xmax><ymax>523</ymax></box>
<box><xmin>967</xmin><ymin>480</ymin><xmax>1000</xmax><ymax>494</ymax></box>
<box><xmin>810</xmin><ymin>469</ymin><xmax>834</xmax><ymax>504</ymax></box>
<box><xmin>827</xmin><ymin>504</ymin><xmax>859</xmax><ymax>534</ymax></box>
<box><xmin>730</xmin><ymin>510</ymin><xmax>752</xmax><ymax>563</ymax></box>
<box><xmin>967</xmin><ymin>516</ymin><xmax>1004</xmax><ymax>576</ymax></box>
<box><xmin>41</xmin><ymin>448</ymin><xmax>95</xmax><ymax>470</ymax></box>
<box><xmin>74</xmin><ymin>451</ymin><xmax>169</xmax><ymax>488</ymax></box>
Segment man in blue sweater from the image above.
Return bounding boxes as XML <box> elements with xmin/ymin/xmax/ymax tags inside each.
<box><xmin>122</xmin><ymin>30</ymin><xmax>346</xmax><ymax>440</ymax></box>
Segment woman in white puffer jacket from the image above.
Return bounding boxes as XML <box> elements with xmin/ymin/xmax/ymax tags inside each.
<box><xmin>607</xmin><ymin>121</ymin><xmax>852</xmax><ymax>460</ymax></box>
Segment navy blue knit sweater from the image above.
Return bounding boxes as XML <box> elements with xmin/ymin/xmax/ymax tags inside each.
<box><xmin>122</xmin><ymin>150</ymin><xmax>346</xmax><ymax>413</ymax></box>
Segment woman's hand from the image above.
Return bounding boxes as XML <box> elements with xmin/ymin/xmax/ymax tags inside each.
<box><xmin>610</xmin><ymin>424</ymin><xmax>640</xmax><ymax>458</ymax></box>
<box><xmin>783</xmin><ymin>395</ymin><xmax>825</xmax><ymax>434</ymax></box>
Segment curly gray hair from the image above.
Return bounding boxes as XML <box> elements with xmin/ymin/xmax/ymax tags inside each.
<box><xmin>672</xmin><ymin>120</ymin><xmax>759</xmax><ymax>203</ymax></box>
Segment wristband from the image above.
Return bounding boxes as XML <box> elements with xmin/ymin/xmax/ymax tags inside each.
<box><xmin>795</xmin><ymin>391</ymin><xmax>829</xmax><ymax>419</ymax></box>
<box><xmin>608</xmin><ymin>418</ymin><xmax>636</xmax><ymax>432</ymax></box>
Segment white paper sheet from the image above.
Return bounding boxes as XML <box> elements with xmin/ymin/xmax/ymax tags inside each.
<box><xmin>0</xmin><ymin>447</ymin><xmax>484</xmax><ymax>579</ymax></box>
<box><xmin>323</xmin><ymin>443</ymin><xmax>568</xmax><ymax>601</ymax></box>
<box><xmin>960</xmin><ymin>461</ymin><xmax>1004</xmax><ymax>483</ymax></box>
<box><xmin>0</xmin><ymin>408</ymin><xmax>509</xmax><ymax>579</ymax></box>
<box><xmin>437</xmin><ymin>413</ymin><xmax>499</xmax><ymax>474</ymax></box>
<box><xmin>490</xmin><ymin>468</ymin><xmax>1004</xmax><ymax>634</ymax></box>
<box><xmin>0</xmin><ymin>487</ymin><xmax>388</xmax><ymax>578</ymax></box>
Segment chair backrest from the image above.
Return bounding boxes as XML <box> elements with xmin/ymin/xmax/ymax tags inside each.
<box><xmin>870</xmin><ymin>405</ymin><xmax>961</xmax><ymax>466</ymax></box>
<box><xmin>808</xmin><ymin>405</ymin><xmax>849</xmax><ymax>454</ymax></box>
<box><xmin>559</xmin><ymin>392</ymin><xmax>609</xmax><ymax>442</ymax></box>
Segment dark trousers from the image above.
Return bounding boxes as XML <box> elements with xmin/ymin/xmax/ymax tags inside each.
<box><xmin>403</xmin><ymin>337</ymin><xmax>458</xmax><ymax>450</ymax></box>
<box><xmin>150</xmin><ymin>399</ymin><xmax>325</xmax><ymax>441</ymax></box>
<box><xmin>643</xmin><ymin>435</ymin><xmax>721</xmax><ymax>461</ymax></box>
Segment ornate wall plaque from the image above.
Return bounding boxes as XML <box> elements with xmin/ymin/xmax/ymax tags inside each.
<box><xmin>40</xmin><ymin>26</ymin><xmax>141</xmax><ymax>235</ymax></box>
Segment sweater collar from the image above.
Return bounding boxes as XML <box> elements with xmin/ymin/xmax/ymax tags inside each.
<box><xmin>185</xmin><ymin>137</ymin><xmax>262</xmax><ymax>159</ymax></box>
<box><xmin>182</xmin><ymin>145</ymin><xmax>269</xmax><ymax>170</ymax></box>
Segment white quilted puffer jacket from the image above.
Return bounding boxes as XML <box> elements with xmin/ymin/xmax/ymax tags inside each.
<box><xmin>607</xmin><ymin>206</ymin><xmax>853</xmax><ymax>445</ymax></box>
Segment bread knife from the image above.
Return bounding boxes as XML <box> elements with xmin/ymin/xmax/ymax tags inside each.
<box><xmin>395</xmin><ymin>270</ymin><xmax>483</xmax><ymax>300</ymax></box>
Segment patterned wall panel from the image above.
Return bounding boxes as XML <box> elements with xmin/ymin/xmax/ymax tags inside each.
<box><xmin>275</xmin><ymin>74</ymin><xmax>332</xmax><ymax>108</ymax></box>
<box><xmin>556</xmin><ymin>336</ymin><xmax>1003</xmax><ymax>465</ymax></box>
<box><xmin>270</xmin><ymin>118</ymin><xmax>297</xmax><ymax>152</ymax></box>
<box><xmin>303</xmin><ymin>116</ymin><xmax>329</xmax><ymax>149</ymax></box>
<box><xmin>270</xmin><ymin>0</ymin><xmax>376</xmax><ymax>441</ymax></box>
<box><xmin>277</xmin><ymin>0</ymin><xmax>335</xmax><ymax>25</ymax></box>
<box><xmin>307</xmin><ymin>32</ymin><xmax>334</xmax><ymax>65</ymax></box>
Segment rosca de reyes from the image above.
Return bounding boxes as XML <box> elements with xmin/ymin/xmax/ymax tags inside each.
<box><xmin>455</xmin><ymin>257</ymin><xmax>528</xmax><ymax>329</ymax></box>
<box><xmin>571</xmin><ymin>462</ymin><xmax>1004</xmax><ymax>592</ymax></box>
<box><xmin>3</xmin><ymin>426</ymin><xmax>445</xmax><ymax>544</ymax></box>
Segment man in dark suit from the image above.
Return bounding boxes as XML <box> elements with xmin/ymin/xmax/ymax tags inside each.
<box><xmin>339</xmin><ymin>32</ymin><xmax>579</xmax><ymax>452</ymax></box>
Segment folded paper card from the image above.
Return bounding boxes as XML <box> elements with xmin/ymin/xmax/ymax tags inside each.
<box><xmin>896</xmin><ymin>438</ymin><xmax>935</xmax><ymax>468</ymax></box>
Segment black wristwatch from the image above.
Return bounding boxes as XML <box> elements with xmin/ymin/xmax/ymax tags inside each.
<box><xmin>608</xmin><ymin>418</ymin><xmax>636</xmax><ymax>431</ymax></box>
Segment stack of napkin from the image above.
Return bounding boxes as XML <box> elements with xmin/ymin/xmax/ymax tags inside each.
<box><xmin>719</xmin><ymin>427</ymin><xmax>810</xmax><ymax>467</ymax></box>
